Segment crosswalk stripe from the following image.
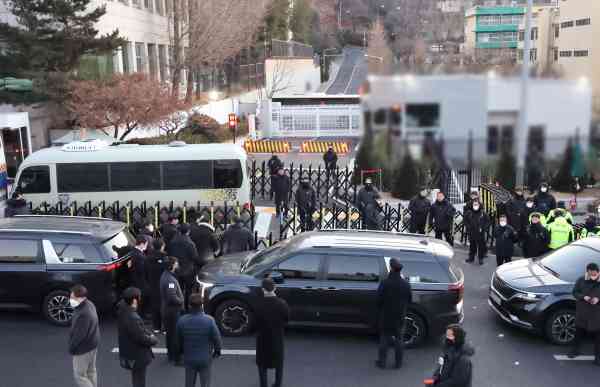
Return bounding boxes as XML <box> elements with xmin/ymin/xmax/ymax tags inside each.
<box><xmin>111</xmin><ymin>348</ymin><xmax>256</xmax><ymax>356</ymax></box>
<box><xmin>553</xmin><ymin>355</ymin><xmax>595</xmax><ymax>361</ymax></box>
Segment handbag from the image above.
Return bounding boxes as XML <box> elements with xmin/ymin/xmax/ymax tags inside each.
<box><xmin>119</xmin><ymin>358</ymin><xmax>136</xmax><ymax>370</ymax></box>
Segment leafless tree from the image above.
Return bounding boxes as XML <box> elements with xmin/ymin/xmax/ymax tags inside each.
<box><xmin>367</xmin><ymin>19</ymin><xmax>393</xmax><ymax>75</ymax></box>
<box><xmin>264</xmin><ymin>59</ymin><xmax>296</xmax><ymax>98</ymax></box>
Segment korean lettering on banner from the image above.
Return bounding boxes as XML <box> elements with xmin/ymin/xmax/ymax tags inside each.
<box><xmin>0</xmin><ymin>136</ymin><xmax>7</xmax><ymax>201</ymax></box>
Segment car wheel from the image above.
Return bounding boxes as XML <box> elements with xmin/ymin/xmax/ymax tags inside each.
<box><xmin>545</xmin><ymin>308</ymin><xmax>576</xmax><ymax>346</ymax></box>
<box><xmin>215</xmin><ymin>300</ymin><xmax>254</xmax><ymax>336</ymax></box>
<box><xmin>403</xmin><ymin>311</ymin><xmax>427</xmax><ymax>348</ymax></box>
<box><xmin>43</xmin><ymin>290</ymin><xmax>73</xmax><ymax>327</ymax></box>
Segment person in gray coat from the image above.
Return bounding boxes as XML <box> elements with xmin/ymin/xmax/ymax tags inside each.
<box><xmin>69</xmin><ymin>285</ymin><xmax>100</xmax><ymax>387</ymax></box>
<box><xmin>568</xmin><ymin>262</ymin><xmax>600</xmax><ymax>365</ymax></box>
<box><xmin>160</xmin><ymin>257</ymin><xmax>184</xmax><ymax>364</ymax></box>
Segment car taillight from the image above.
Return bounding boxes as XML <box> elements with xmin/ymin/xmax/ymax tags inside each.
<box><xmin>449</xmin><ymin>281</ymin><xmax>464</xmax><ymax>303</ymax></box>
<box><xmin>99</xmin><ymin>261</ymin><xmax>122</xmax><ymax>272</ymax></box>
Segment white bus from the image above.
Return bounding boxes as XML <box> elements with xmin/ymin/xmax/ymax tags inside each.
<box><xmin>13</xmin><ymin>140</ymin><xmax>251</xmax><ymax>208</ymax></box>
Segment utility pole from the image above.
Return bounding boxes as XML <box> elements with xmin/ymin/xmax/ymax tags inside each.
<box><xmin>338</xmin><ymin>0</ymin><xmax>343</xmax><ymax>29</ymax></box>
<box><xmin>516</xmin><ymin>0</ymin><xmax>533</xmax><ymax>187</ymax></box>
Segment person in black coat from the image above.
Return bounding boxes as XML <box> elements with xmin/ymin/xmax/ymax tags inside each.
<box><xmin>533</xmin><ymin>182</ymin><xmax>557</xmax><ymax>217</ymax></box>
<box><xmin>190</xmin><ymin>216</ymin><xmax>220</xmax><ymax>262</ymax></box>
<box><xmin>505</xmin><ymin>187</ymin><xmax>527</xmax><ymax>240</ymax></box>
<box><xmin>357</xmin><ymin>178</ymin><xmax>381</xmax><ymax>230</ymax></box>
<box><xmin>494</xmin><ymin>214</ymin><xmax>518</xmax><ymax>267</ymax></box>
<box><xmin>271</xmin><ymin>167</ymin><xmax>291</xmax><ymax>223</ymax></box>
<box><xmin>430</xmin><ymin>192</ymin><xmax>456</xmax><ymax>246</ymax></box>
<box><xmin>323</xmin><ymin>146</ymin><xmax>338</xmax><ymax>172</ymax></box>
<box><xmin>376</xmin><ymin>258</ymin><xmax>412</xmax><ymax>369</ymax></box>
<box><xmin>409</xmin><ymin>189</ymin><xmax>431</xmax><ymax>234</ymax></box>
<box><xmin>221</xmin><ymin>216</ymin><xmax>255</xmax><ymax>254</ymax></box>
<box><xmin>464</xmin><ymin>200</ymin><xmax>490</xmax><ymax>265</ymax></box>
<box><xmin>139</xmin><ymin>221</ymin><xmax>156</xmax><ymax>255</ymax></box>
<box><xmin>145</xmin><ymin>239</ymin><xmax>168</xmax><ymax>333</ymax></box>
<box><xmin>568</xmin><ymin>263</ymin><xmax>600</xmax><ymax>365</ymax></box>
<box><xmin>267</xmin><ymin>154</ymin><xmax>284</xmax><ymax>177</ymax></box>
<box><xmin>523</xmin><ymin>213</ymin><xmax>550</xmax><ymax>258</ymax></box>
<box><xmin>430</xmin><ymin>324</ymin><xmax>474</xmax><ymax>387</ymax></box>
<box><xmin>160</xmin><ymin>215</ymin><xmax>179</xmax><ymax>245</ymax></box>
<box><xmin>255</xmin><ymin>278</ymin><xmax>290</xmax><ymax>387</ymax></box>
<box><xmin>295</xmin><ymin>178</ymin><xmax>317</xmax><ymax>232</ymax></box>
<box><xmin>167</xmin><ymin>224</ymin><xmax>202</xmax><ymax>311</ymax></box>
<box><xmin>160</xmin><ymin>257</ymin><xmax>184</xmax><ymax>364</ymax></box>
<box><xmin>4</xmin><ymin>189</ymin><xmax>30</xmax><ymax>217</ymax></box>
<box><xmin>117</xmin><ymin>287</ymin><xmax>158</xmax><ymax>387</ymax></box>
<box><xmin>128</xmin><ymin>236</ymin><xmax>149</xmax><ymax>298</ymax></box>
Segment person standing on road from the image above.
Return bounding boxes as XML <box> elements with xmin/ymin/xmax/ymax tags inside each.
<box><xmin>430</xmin><ymin>192</ymin><xmax>456</xmax><ymax>246</ymax></box>
<box><xmin>505</xmin><ymin>187</ymin><xmax>527</xmax><ymax>241</ymax></box>
<box><xmin>547</xmin><ymin>209</ymin><xmax>574</xmax><ymax>250</ymax></box>
<box><xmin>429</xmin><ymin>324</ymin><xmax>474</xmax><ymax>387</ymax></box>
<box><xmin>533</xmin><ymin>182</ymin><xmax>557</xmax><ymax>217</ymax></box>
<box><xmin>255</xmin><ymin>278</ymin><xmax>290</xmax><ymax>387</ymax></box>
<box><xmin>295</xmin><ymin>178</ymin><xmax>317</xmax><ymax>232</ymax></box>
<box><xmin>161</xmin><ymin>257</ymin><xmax>184</xmax><ymax>365</ymax></box>
<box><xmin>547</xmin><ymin>201</ymin><xmax>574</xmax><ymax>225</ymax></box>
<box><xmin>323</xmin><ymin>146</ymin><xmax>338</xmax><ymax>174</ymax></box>
<box><xmin>190</xmin><ymin>215</ymin><xmax>220</xmax><ymax>262</ymax></box>
<box><xmin>271</xmin><ymin>167</ymin><xmax>291</xmax><ymax>224</ymax></box>
<box><xmin>161</xmin><ymin>215</ymin><xmax>180</xmax><ymax>245</ymax></box>
<box><xmin>522</xmin><ymin>213</ymin><xmax>550</xmax><ymax>258</ymax></box>
<box><xmin>580</xmin><ymin>215</ymin><xmax>600</xmax><ymax>238</ymax></box>
<box><xmin>167</xmin><ymin>224</ymin><xmax>202</xmax><ymax>311</ymax></box>
<box><xmin>128</xmin><ymin>236</ymin><xmax>149</xmax><ymax>317</ymax></box>
<box><xmin>177</xmin><ymin>293</ymin><xmax>223</xmax><ymax>387</ymax></box>
<box><xmin>221</xmin><ymin>216</ymin><xmax>255</xmax><ymax>254</ymax></box>
<box><xmin>464</xmin><ymin>200</ymin><xmax>490</xmax><ymax>265</ymax></box>
<box><xmin>140</xmin><ymin>221</ymin><xmax>156</xmax><ymax>254</ymax></box>
<box><xmin>358</xmin><ymin>178</ymin><xmax>381</xmax><ymax>230</ymax></box>
<box><xmin>568</xmin><ymin>263</ymin><xmax>600</xmax><ymax>366</ymax></box>
<box><xmin>117</xmin><ymin>287</ymin><xmax>159</xmax><ymax>387</ymax></box>
<box><xmin>409</xmin><ymin>189</ymin><xmax>431</xmax><ymax>234</ymax></box>
<box><xmin>69</xmin><ymin>285</ymin><xmax>100</xmax><ymax>387</ymax></box>
<box><xmin>376</xmin><ymin>258</ymin><xmax>412</xmax><ymax>370</ymax></box>
<box><xmin>267</xmin><ymin>154</ymin><xmax>284</xmax><ymax>177</ymax></box>
<box><xmin>146</xmin><ymin>239</ymin><xmax>168</xmax><ymax>333</ymax></box>
<box><xmin>463</xmin><ymin>189</ymin><xmax>480</xmax><ymax>216</ymax></box>
<box><xmin>494</xmin><ymin>214</ymin><xmax>518</xmax><ymax>267</ymax></box>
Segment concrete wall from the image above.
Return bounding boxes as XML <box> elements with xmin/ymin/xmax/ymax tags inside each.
<box><xmin>265</xmin><ymin>58</ymin><xmax>321</xmax><ymax>97</ymax></box>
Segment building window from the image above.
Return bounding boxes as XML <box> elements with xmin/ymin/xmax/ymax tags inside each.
<box><xmin>554</xmin><ymin>24</ymin><xmax>560</xmax><ymax>38</ymax></box>
<box><xmin>518</xmin><ymin>49</ymin><xmax>524</xmax><ymax>61</ymax></box>
<box><xmin>501</xmin><ymin>126</ymin><xmax>514</xmax><ymax>153</ymax></box>
<box><xmin>158</xmin><ymin>45</ymin><xmax>167</xmax><ymax>81</ymax></box>
<box><xmin>553</xmin><ymin>47</ymin><xmax>558</xmax><ymax>61</ymax></box>
<box><xmin>155</xmin><ymin>0</ymin><xmax>164</xmax><ymax>15</ymax></box>
<box><xmin>135</xmin><ymin>42</ymin><xmax>146</xmax><ymax>72</ymax></box>
<box><xmin>531</xmin><ymin>27</ymin><xmax>538</xmax><ymax>41</ymax></box>
<box><xmin>528</xmin><ymin>126</ymin><xmax>545</xmax><ymax>153</ymax></box>
<box><xmin>561</xmin><ymin>20</ymin><xmax>574</xmax><ymax>28</ymax></box>
<box><xmin>530</xmin><ymin>48</ymin><xmax>537</xmax><ymax>62</ymax></box>
<box><xmin>559</xmin><ymin>50</ymin><xmax>572</xmax><ymax>57</ymax></box>
<box><xmin>147</xmin><ymin>44</ymin><xmax>158</xmax><ymax>79</ymax></box>
<box><xmin>574</xmin><ymin>50</ymin><xmax>589</xmax><ymax>57</ymax></box>
<box><xmin>518</xmin><ymin>30</ymin><xmax>525</xmax><ymax>41</ymax></box>
<box><xmin>487</xmin><ymin>126</ymin><xmax>499</xmax><ymax>155</ymax></box>
<box><xmin>576</xmin><ymin>18</ymin><xmax>591</xmax><ymax>26</ymax></box>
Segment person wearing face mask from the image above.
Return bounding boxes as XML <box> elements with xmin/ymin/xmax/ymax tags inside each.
<box><xmin>430</xmin><ymin>192</ymin><xmax>456</xmax><ymax>246</ymax></box>
<box><xmin>295</xmin><ymin>177</ymin><xmax>317</xmax><ymax>231</ymax></box>
<box><xmin>140</xmin><ymin>221</ymin><xmax>156</xmax><ymax>255</ymax></box>
<box><xmin>523</xmin><ymin>213</ymin><xmax>550</xmax><ymax>258</ymax></box>
<box><xmin>580</xmin><ymin>215</ymin><xmax>600</xmax><ymax>239</ymax></box>
<box><xmin>428</xmin><ymin>324</ymin><xmax>474</xmax><ymax>387</ymax></box>
<box><xmin>271</xmin><ymin>167</ymin><xmax>291</xmax><ymax>224</ymax></box>
<box><xmin>464</xmin><ymin>200</ymin><xmax>490</xmax><ymax>265</ymax></box>
<box><xmin>463</xmin><ymin>190</ymin><xmax>480</xmax><ymax>216</ymax></box>
<box><xmin>69</xmin><ymin>285</ymin><xmax>100</xmax><ymax>387</ymax></box>
<box><xmin>505</xmin><ymin>187</ymin><xmax>527</xmax><ymax>240</ymax></box>
<box><xmin>568</xmin><ymin>263</ymin><xmax>600</xmax><ymax>366</ymax></box>
<box><xmin>409</xmin><ymin>189</ymin><xmax>431</xmax><ymax>234</ymax></box>
<box><xmin>358</xmin><ymin>177</ymin><xmax>382</xmax><ymax>230</ymax></box>
<box><xmin>117</xmin><ymin>287</ymin><xmax>159</xmax><ymax>387</ymax></box>
<box><xmin>533</xmin><ymin>182</ymin><xmax>557</xmax><ymax>217</ymax></box>
<box><xmin>160</xmin><ymin>257</ymin><xmax>184</xmax><ymax>365</ymax></box>
<box><xmin>494</xmin><ymin>214</ymin><xmax>518</xmax><ymax>267</ymax></box>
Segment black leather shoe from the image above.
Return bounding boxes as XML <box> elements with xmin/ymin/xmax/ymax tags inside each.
<box><xmin>375</xmin><ymin>360</ymin><xmax>385</xmax><ymax>369</ymax></box>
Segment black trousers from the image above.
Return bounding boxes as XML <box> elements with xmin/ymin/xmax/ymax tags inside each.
<box><xmin>298</xmin><ymin>208</ymin><xmax>314</xmax><ymax>231</ymax></box>
<box><xmin>468</xmin><ymin>237</ymin><xmax>487</xmax><ymax>261</ymax></box>
<box><xmin>275</xmin><ymin>200</ymin><xmax>288</xmax><ymax>219</ymax></box>
<box><xmin>572</xmin><ymin>327</ymin><xmax>600</xmax><ymax>360</ymax></box>
<box><xmin>186</xmin><ymin>363</ymin><xmax>212</xmax><ymax>387</ymax></box>
<box><xmin>150</xmin><ymin>293</ymin><xmax>162</xmax><ymax>331</ymax></box>
<box><xmin>378</xmin><ymin>325</ymin><xmax>404</xmax><ymax>367</ymax></box>
<box><xmin>496</xmin><ymin>255</ymin><xmax>512</xmax><ymax>267</ymax></box>
<box><xmin>258</xmin><ymin>365</ymin><xmax>283</xmax><ymax>387</ymax></box>
<box><xmin>163</xmin><ymin>308</ymin><xmax>181</xmax><ymax>362</ymax></box>
<box><xmin>180</xmin><ymin>274</ymin><xmax>196</xmax><ymax>312</ymax></box>
<box><xmin>131</xmin><ymin>366</ymin><xmax>147</xmax><ymax>387</ymax></box>
<box><xmin>434</xmin><ymin>229</ymin><xmax>454</xmax><ymax>246</ymax></box>
<box><xmin>409</xmin><ymin>222</ymin><xmax>426</xmax><ymax>235</ymax></box>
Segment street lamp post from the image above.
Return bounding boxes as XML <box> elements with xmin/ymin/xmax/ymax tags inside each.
<box><xmin>517</xmin><ymin>0</ymin><xmax>533</xmax><ymax>187</ymax></box>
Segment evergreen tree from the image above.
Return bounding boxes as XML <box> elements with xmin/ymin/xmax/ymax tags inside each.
<box><xmin>353</xmin><ymin>125</ymin><xmax>377</xmax><ymax>185</ymax></box>
<box><xmin>552</xmin><ymin>139</ymin><xmax>575</xmax><ymax>192</ymax></box>
<box><xmin>290</xmin><ymin>0</ymin><xmax>316</xmax><ymax>45</ymax></box>
<box><xmin>496</xmin><ymin>148</ymin><xmax>516</xmax><ymax>190</ymax></box>
<box><xmin>392</xmin><ymin>149</ymin><xmax>420</xmax><ymax>200</ymax></box>
<box><xmin>0</xmin><ymin>0</ymin><xmax>123</xmax><ymax>77</ymax></box>
<box><xmin>262</xmin><ymin>0</ymin><xmax>291</xmax><ymax>42</ymax></box>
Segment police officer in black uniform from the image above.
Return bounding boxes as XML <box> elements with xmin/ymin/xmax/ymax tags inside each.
<box><xmin>295</xmin><ymin>178</ymin><xmax>317</xmax><ymax>232</ymax></box>
<box><xmin>408</xmin><ymin>189</ymin><xmax>431</xmax><ymax>234</ymax></box>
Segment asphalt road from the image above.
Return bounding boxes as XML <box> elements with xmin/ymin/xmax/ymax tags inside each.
<box><xmin>326</xmin><ymin>47</ymin><xmax>368</xmax><ymax>95</ymax></box>
<box><xmin>1</xmin><ymin>249</ymin><xmax>599</xmax><ymax>387</ymax></box>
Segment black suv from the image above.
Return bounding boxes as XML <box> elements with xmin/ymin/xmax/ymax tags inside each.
<box><xmin>489</xmin><ymin>237</ymin><xmax>600</xmax><ymax>345</ymax></box>
<box><xmin>0</xmin><ymin>215</ymin><xmax>134</xmax><ymax>326</ymax></box>
<box><xmin>198</xmin><ymin>230</ymin><xmax>464</xmax><ymax>347</ymax></box>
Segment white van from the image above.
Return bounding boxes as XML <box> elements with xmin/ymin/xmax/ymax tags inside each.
<box><xmin>13</xmin><ymin>140</ymin><xmax>251</xmax><ymax>208</ymax></box>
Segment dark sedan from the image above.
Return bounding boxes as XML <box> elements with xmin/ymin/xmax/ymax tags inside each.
<box><xmin>489</xmin><ymin>237</ymin><xmax>600</xmax><ymax>345</ymax></box>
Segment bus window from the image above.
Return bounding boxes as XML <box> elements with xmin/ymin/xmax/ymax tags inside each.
<box><xmin>163</xmin><ymin>161</ymin><xmax>212</xmax><ymax>190</ymax></box>
<box><xmin>214</xmin><ymin>160</ymin><xmax>242</xmax><ymax>189</ymax></box>
<box><xmin>17</xmin><ymin>166</ymin><xmax>50</xmax><ymax>194</ymax></box>
<box><xmin>110</xmin><ymin>162</ymin><xmax>161</xmax><ymax>191</ymax></box>
<box><xmin>57</xmin><ymin>163</ymin><xmax>109</xmax><ymax>192</ymax></box>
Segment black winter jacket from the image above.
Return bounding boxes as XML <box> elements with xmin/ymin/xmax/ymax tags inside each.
<box><xmin>117</xmin><ymin>301</ymin><xmax>158</xmax><ymax>366</ymax></box>
<box><xmin>167</xmin><ymin>233</ymin><xmax>202</xmax><ymax>276</ymax></box>
<box><xmin>523</xmin><ymin>223</ymin><xmax>550</xmax><ymax>258</ymax></box>
<box><xmin>146</xmin><ymin>250</ymin><xmax>167</xmax><ymax>299</ymax></box>
<box><xmin>255</xmin><ymin>296</ymin><xmax>290</xmax><ymax>368</ymax></box>
<box><xmin>464</xmin><ymin>208</ymin><xmax>490</xmax><ymax>240</ymax></box>
<box><xmin>69</xmin><ymin>300</ymin><xmax>100</xmax><ymax>355</ymax></box>
<box><xmin>160</xmin><ymin>270</ymin><xmax>184</xmax><ymax>314</ymax></box>
<box><xmin>573</xmin><ymin>276</ymin><xmax>600</xmax><ymax>332</ymax></box>
<box><xmin>295</xmin><ymin>185</ymin><xmax>317</xmax><ymax>212</ymax></box>
<box><xmin>221</xmin><ymin>223</ymin><xmax>255</xmax><ymax>254</ymax></box>
<box><xmin>376</xmin><ymin>272</ymin><xmax>412</xmax><ymax>334</ymax></box>
<box><xmin>177</xmin><ymin>311</ymin><xmax>222</xmax><ymax>367</ymax></box>
<box><xmin>323</xmin><ymin>150</ymin><xmax>338</xmax><ymax>170</ymax></box>
<box><xmin>433</xmin><ymin>343</ymin><xmax>475</xmax><ymax>387</ymax></box>
<box><xmin>271</xmin><ymin>174</ymin><xmax>291</xmax><ymax>203</ymax></box>
<box><xmin>160</xmin><ymin>223</ymin><xmax>179</xmax><ymax>244</ymax></box>
<box><xmin>430</xmin><ymin>200</ymin><xmax>456</xmax><ymax>232</ymax></box>
<box><xmin>534</xmin><ymin>191</ymin><xmax>557</xmax><ymax>216</ymax></box>
<box><xmin>505</xmin><ymin>196</ymin><xmax>527</xmax><ymax>234</ymax></box>
<box><xmin>4</xmin><ymin>198</ymin><xmax>30</xmax><ymax>217</ymax></box>
<box><xmin>409</xmin><ymin>196</ymin><xmax>431</xmax><ymax>226</ymax></box>
<box><xmin>357</xmin><ymin>186</ymin><xmax>380</xmax><ymax>212</ymax></box>
<box><xmin>267</xmin><ymin>156</ymin><xmax>284</xmax><ymax>176</ymax></box>
<box><xmin>128</xmin><ymin>248</ymin><xmax>148</xmax><ymax>292</ymax></box>
<box><xmin>494</xmin><ymin>224</ymin><xmax>518</xmax><ymax>258</ymax></box>
<box><xmin>190</xmin><ymin>223</ymin><xmax>220</xmax><ymax>260</ymax></box>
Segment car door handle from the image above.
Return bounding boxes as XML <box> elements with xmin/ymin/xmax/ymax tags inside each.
<box><xmin>302</xmin><ymin>286</ymin><xmax>314</xmax><ymax>290</ymax></box>
<box><xmin>320</xmin><ymin>287</ymin><xmax>338</xmax><ymax>291</ymax></box>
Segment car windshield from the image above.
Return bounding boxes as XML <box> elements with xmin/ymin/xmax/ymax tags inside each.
<box><xmin>242</xmin><ymin>243</ymin><xmax>287</xmax><ymax>275</ymax></box>
<box><xmin>539</xmin><ymin>245</ymin><xmax>600</xmax><ymax>282</ymax></box>
<box><xmin>102</xmin><ymin>229</ymin><xmax>135</xmax><ymax>261</ymax></box>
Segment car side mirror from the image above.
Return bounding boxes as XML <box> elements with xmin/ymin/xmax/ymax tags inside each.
<box><xmin>266</xmin><ymin>271</ymin><xmax>284</xmax><ymax>284</ymax></box>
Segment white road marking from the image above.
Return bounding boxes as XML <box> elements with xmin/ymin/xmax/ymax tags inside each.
<box><xmin>343</xmin><ymin>64</ymin><xmax>359</xmax><ymax>94</ymax></box>
<box><xmin>111</xmin><ymin>348</ymin><xmax>255</xmax><ymax>356</ymax></box>
<box><xmin>554</xmin><ymin>355</ymin><xmax>595</xmax><ymax>361</ymax></box>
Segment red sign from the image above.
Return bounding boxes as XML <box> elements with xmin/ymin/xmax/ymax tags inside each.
<box><xmin>228</xmin><ymin>113</ymin><xmax>237</xmax><ymax>130</ymax></box>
